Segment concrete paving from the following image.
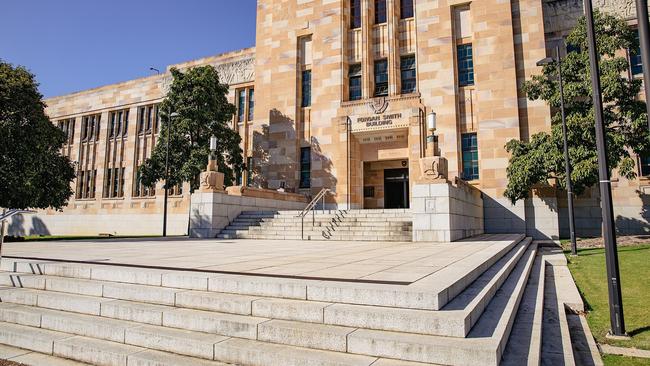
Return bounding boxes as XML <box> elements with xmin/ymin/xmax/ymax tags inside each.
<box><xmin>3</xmin><ymin>234</ymin><xmax>515</xmax><ymax>284</ymax></box>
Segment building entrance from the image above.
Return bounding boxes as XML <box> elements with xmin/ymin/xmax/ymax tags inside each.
<box><xmin>384</xmin><ymin>168</ymin><xmax>409</xmax><ymax>209</ymax></box>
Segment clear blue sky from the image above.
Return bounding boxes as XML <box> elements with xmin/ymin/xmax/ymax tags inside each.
<box><xmin>0</xmin><ymin>0</ymin><xmax>257</xmax><ymax>98</ymax></box>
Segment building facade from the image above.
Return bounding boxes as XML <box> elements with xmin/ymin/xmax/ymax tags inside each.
<box><xmin>8</xmin><ymin>0</ymin><xmax>650</xmax><ymax>239</ymax></box>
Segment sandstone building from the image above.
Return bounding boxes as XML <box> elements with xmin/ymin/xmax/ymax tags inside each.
<box><xmin>8</xmin><ymin>0</ymin><xmax>650</xmax><ymax>239</ymax></box>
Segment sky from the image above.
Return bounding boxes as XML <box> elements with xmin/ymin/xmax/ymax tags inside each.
<box><xmin>0</xmin><ymin>0</ymin><xmax>258</xmax><ymax>98</ymax></box>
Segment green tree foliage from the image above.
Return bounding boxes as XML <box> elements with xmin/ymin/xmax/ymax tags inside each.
<box><xmin>505</xmin><ymin>11</ymin><xmax>649</xmax><ymax>203</ymax></box>
<box><xmin>0</xmin><ymin>60</ymin><xmax>75</xmax><ymax>210</ymax></box>
<box><xmin>139</xmin><ymin>66</ymin><xmax>243</xmax><ymax>191</ymax></box>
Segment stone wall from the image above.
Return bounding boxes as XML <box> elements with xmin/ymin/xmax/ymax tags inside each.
<box><xmin>6</xmin><ymin>212</ymin><xmax>188</xmax><ymax>237</ymax></box>
<box><xmin>412</xmin><ymin>178</ymin><xmax>484</xmax><ymax>242</ymax></box>
<box><xmin>189</xmin><ymin>190</ymin><xmax>308</xmax><ymax>238</ymax></box>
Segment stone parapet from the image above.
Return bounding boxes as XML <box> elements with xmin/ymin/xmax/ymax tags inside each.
<box><xmin>412</xmin><ymin>178</ymin><xmax>484</xmax><ymax>242</ymax></box>
<box><xmin>189</xmin><ymin>189</ymin><xmax>308</xmax><ymax>238</ymax></box>
<box><xmin>225</xmin><ymin>186</ymin><xmax>308</xmax><ymax>203</ymax></box>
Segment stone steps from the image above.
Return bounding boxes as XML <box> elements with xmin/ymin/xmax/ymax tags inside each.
<box><xmin>0</xmin><ymin>234</ymin><xmax>561</xmax><ymax>366</ymax></box>
<box><xmin>220</xmin><ymin>209</ymin><xmax>413</xmax><ymax>241</ymax></box>
<box><xmin>0</xmin><ymin>316</ymin><xmax>430</xmax><ymax>366</ymax></box>
<box><xmin>0</xmin><ymin>239</ymin><xmax>526</xmax><ymax>338</ymax></box>
<box><xmin>500</xmin><ymin>249</ymin><xmax>546</xmax><ymax>366</ymax></box>
<box><xmin>346</xmin><ymin>243</ymin><xmax>538</xmax><ymax>366</ymax></box>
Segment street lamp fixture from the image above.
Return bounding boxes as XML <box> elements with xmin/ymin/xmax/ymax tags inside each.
<box><xmin>210</xmin><ymin>135</ymin><xmax>217</xmax><ymax>156</ymax></box>
<box><xmin>426</xmin><ymin>111</ymin><xmax>437</xmax><ymax>157</ymax></box>
<box><xmin>537</xmin><ymin>46</ymin><xmax>578</xmax><ymax>257</ymax></box>
<box><xmin>162</xmin><ymin>111</ymin><xmax>179</xmax><ymax>237</ymax></box>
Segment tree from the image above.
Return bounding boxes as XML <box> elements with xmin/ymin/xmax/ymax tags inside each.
<box><xmin>504</xmin><ymin>11</ymin><xmax>649</xmax><ymax>203</ymax></box>
<box><xmin>139</xmin><ymin>66</ymin><xmax>243</xmax><ymax>192</ymax></box>
<box><xmin>0</xmin><ymin>60</ymin><xmax>76</xmax><ymax>210</ymax></box>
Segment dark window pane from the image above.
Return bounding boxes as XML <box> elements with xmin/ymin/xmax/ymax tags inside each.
<box><xmin>457</xmin><ymin>44</ymin><xmax>475</xmax><ymax>86</ymax></box>
<box><xmin>375</xmin><ymin>0</ymin><xmax>387</xmax><ymax>24</ymax></box>
<box><xmin>248</xmin><ymin>89</ymin><xmax>255</xmax><ymax>120</ymax></box>
<box><xmin>374</xmin><ymin>59</ymin><xmax>388</xmax><ymax>97</ymax></box>
<box><xmin>461</xmin><ymin>133</ymin><xmax>479</xmax><ymax>180</ymax></box>
<box><xmin>631</xmin><ymin>31</ymin><xmax>643</xmax><ymax>76</ymax></box>
<box><xmin>349</xmin><ymin>64</ymin><xmax>362</xmax><ymax>101</ymax></box>
<box><xmin>400</xmin><ymin>55</ymin><xmax>416</xmax><ymax>94</ymax></box>
<box><xmin>238</xmin><ymin>90</ymin><xmax>246</xmax><ymax>122</ymax></box>
<box><xmin>302</xmin><ymin>70</ymin><xmax>312</xmax><ymax>107</ymax></box>
<box><xmin>641</xmin><ymin>155</ymin><xmax>650</xmax><ymax>176</ymax></box>
<box><xmin>300</xmin><ymin>147</ymin><xmax>311</xmax><ymax>188</ymax></box>
<box><xmin>138</xmin><ymin>108</ymin><xmax>145</xmax><ymax>133</ymax></box>
<box><xmin>400</xmin><ymin>0</ymin><xmax>414</xmax><ymax>18</ymax></box>
<box><xmin>351</xmin><ymin>0</ymin><xmax>361</xmax><ymax>28</ymax></box>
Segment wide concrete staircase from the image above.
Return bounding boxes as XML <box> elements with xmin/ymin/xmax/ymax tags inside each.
<box><xmin>217</xmin><ymin>209</ymin><xmax>413</xmax><ymax>241</ymax></box>
<box><xmin>0</xmin><ymin>234</ymin><xmax>593</xmax><ymax>366</ymax></box>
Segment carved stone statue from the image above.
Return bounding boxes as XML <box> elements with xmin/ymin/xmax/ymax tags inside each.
<box><xmin>199</xmin><ymin>158</ymin><xmax>225</xmax><ymax>192</ymax></box>
<box><xmin>419</xmin><ymin>156</ymin><xmax>448</xmax><ymax>182</ymax></box>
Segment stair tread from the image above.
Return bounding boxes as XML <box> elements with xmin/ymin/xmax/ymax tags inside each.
<box><xmin>345</xmin><ymin>243</ymin><xmax>538</xmax><ymax>366</ymax></box>
<box><xmin>0</xmin><ymin>343</ymin><xmax>91</xmax><ymax>365</ymax></box>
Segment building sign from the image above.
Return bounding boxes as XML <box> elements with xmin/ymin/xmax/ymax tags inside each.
<box><xmin>350</xmin><ymin>111</ymin><xmax>410</xmax><ymax>133</ymax></box>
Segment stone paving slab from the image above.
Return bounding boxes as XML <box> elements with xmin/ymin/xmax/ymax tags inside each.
<box><xmin>3</xmin><ymin>234</ymin><xmax>521</xmax><ymax>284</ymax></box>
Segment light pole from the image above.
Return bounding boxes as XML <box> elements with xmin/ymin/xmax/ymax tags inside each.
<box><xmin>537</xmin><ymin>45</ymin><xmax>578</xmax><ymax>256</ymax></box>
<box><xmin>426</xmin><ymin>111</ymin><xmax>437</xmax><ymax>157</ymax></box>
<box><xmin>163</xmin><ymin>111</ymin><xmax>179</xmax><ymax>237</ymax></box>
<box><xmin>635</xmin><ymin>0</ymin><xmax>650</xmax><ymax>130</ymax></box>
<box><xmin>584</xmin><ymin>0</ymin><xmax>627</xmax><ymax>337</ymax></box>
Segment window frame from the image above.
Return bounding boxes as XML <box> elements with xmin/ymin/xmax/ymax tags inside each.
<box><xmin>400</xmin><ymin>0</ymin><xmax>414</xmax><ymax>19</ymax></box>
<box><xmin>461</xmin><ymin>133</ymin><xmax>479</xmax><ymax>181</ymax></box>
<box><xmin>374</xmin><ymin>59</ymin><xmax>389</xmax><ymax>97</ymax></box>
<box><xmin>457</xmin><ymin>43</ymin><xmax>475</xmax><ymax>87</ymax></box>
<box><xmin>375</xmin><ymin>0</ymin><xmax>387</xmax><ymax>24</ymax></box>
<box><xmin>400</xmin><ymin>55</ymin><xmax>417</xmax><ymax>94</ymax></box>
<box><xmin>301</xmin><ymin>70</ymin><xmax>312</xmax><ymax>107</ymax></box>
<box><xmin>299</xmin><ymin>146</ymin><xmax>311</xmax><ymax>188</ymax></box>
<box><xmin>351</xmin><ymin>0</ymin><xmax>361</xmax><ymax>29</ymax></box>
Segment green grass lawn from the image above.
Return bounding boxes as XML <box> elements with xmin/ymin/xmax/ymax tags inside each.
<box><xmin>602</xmin><ymin>354</ymin><xmax>650</xmax><ymax>366</ymax></box>
<box><xmin>567</xmin><ymin>243</ymin><xmax>650</xmax><ymax>362</ymax></box>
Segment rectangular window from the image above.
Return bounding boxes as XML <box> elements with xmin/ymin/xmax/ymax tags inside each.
<box><xmin>237</xmin><ymin>89</ymin><xmax>246</xmax><ymax>122</ymax></box>
<box><xmin>457</xmin><ymin>44</ymin><xmax>475</xmax><ymax>87</ymax></box>
<box><xmin>103</xmin><ymin>167</ymin><xmax>125</xmax><ymax>198</ymax></box>
<box><xmin>137</xmin><ymin>105</ymin><xmax>157</xmax><ymax>134</ymax></box>
<box><xmin>631</xmin><ymin>31</ymin><xmax>643</xmax><ymax>76</ymax></box>
<box><xmin>400</xmin><ymin>0</ymin><xmax>414</xmax><ymax>19</ymax></box>
<box><xmin>374</xmin><ymin>59</ymin><xmax>388</xmax><ymax>97</ymax></box>
<box><xmin>109</xmin><ymin>110</ymin><xmax>128</xmax><ymax>138</ymax></box>
<box><xmin>640</xmin><ymin>155</ymin><xmax>650</xmax><ymax>176</ymax></box>
<box><xmin>400</xmin><ymin>55</ymin><xmax>416</xmax><ymax>94</ymax></box>
<box><xmin>461</xmin><ymin>133</ymin><xmax>479</xmax><ymax>180</ymax></box>
<box><xmin>351</xmin><ymin>0</ymin><xmax>361</xmax><ymax>29</ymax></box>
<box><xmin>349</xmin><ymin>64</ymin><xmax>362</xmax><ymax>101</ymax></box>
<box><xmin>301</xmin><ymin>70</ymin><xmax>312</xmax><ymax>107</ymax></box>
<box><xmin>81</xmin><ymin>114</ymin><xmax>100</xmax><ymax>141</ymax></box>
<box><xmin>248</xmin><ymin>89</ymin><xmax>254</xmax><ymax>120</ymax></box>
<box><xmin>375</xmin><ymin>0</ymin><xmax>387</xmax><ymax>24</ymax></box>
<box><xmin>300</xmin><ymin>147</ymin><xmax>311</xmax><ymax>188</ymax></box>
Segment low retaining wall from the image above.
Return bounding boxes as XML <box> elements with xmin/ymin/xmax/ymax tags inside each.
<box><xmin>189</xmin><ymin>187</ymin><xmax>308</xmax><ymax>238</ymax></box>
<box><xmin>412</xmin><ymin>178</ymin><xmax>484</xmax><ymax>242</ymax></box>
<box><xmin>6</xmin><ymin>213</ymin><xmax>188</xmax><ymax>237</ymax></box>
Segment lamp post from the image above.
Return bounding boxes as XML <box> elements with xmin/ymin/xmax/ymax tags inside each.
<box><xmin>584</xmin><ymin>0</ymin><xmax>627</xmax><ymax>337</ymax></box>
<box><xmin>210</xmin><ymin>135</ymin><xmax>217</xmax><ymax>161</ymax></box>
<box><xmin>635</xmin><ymin>0</ymin><xmax>650</xmax><ymax>130</ymax></box>
<box><xmin>537</xmin><ymin>45</ymin><xmax>578</xmax><ymax>256</ymax></box>
<box><xmin>426</xmin><ymin>111</ymin><xmax>437</xmax><ymax>157</ymax></box>
<box><xmin>162</xmin><ymin>111</ymin><xmax>179</xmax><ymax>237</ymax></box>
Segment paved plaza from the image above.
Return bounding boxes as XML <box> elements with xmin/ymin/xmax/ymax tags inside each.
<box><xmin>2</xmin><ymin>235</ymin><xmax>514</xmax><ymax>284</ymax></box>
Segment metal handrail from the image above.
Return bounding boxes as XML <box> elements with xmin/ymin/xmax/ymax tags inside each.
<box><xmin>297</xmin><ymin>188</ymin><xmax>330</xmax><ymax>240</ymax></box>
